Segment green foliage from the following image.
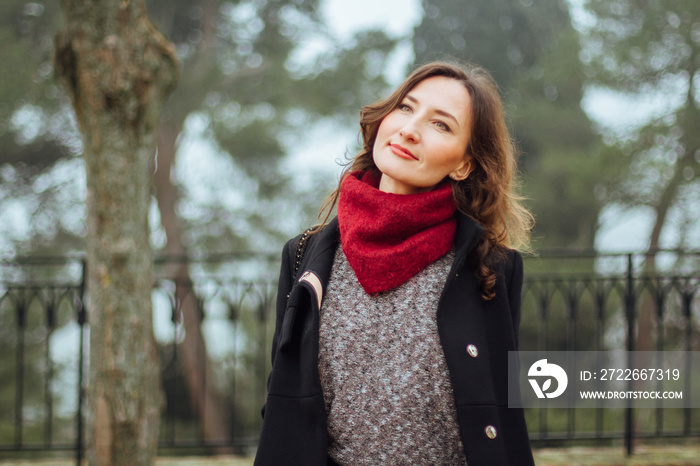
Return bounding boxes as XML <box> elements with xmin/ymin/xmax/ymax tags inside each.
<box><xmin>582</xmin><ymin>0</ymin><xmax>700</xmax><ymax>249</ymax></box>
<box><xmin>414</xmin><ymin>0</ymin><xmax>569</xmax><ymax>88</ymax></box>
<box><xmin>0</xmin><ymin>1</ymin><xmax>84</xmax><ymax>257</ymax></box>
<box><xmin>0</xmin><ymin>1</ymin><xmax>73</xmax><ymax>168</ymax></box>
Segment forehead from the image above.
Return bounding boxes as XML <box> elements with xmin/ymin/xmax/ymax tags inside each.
<box><xmin>406</xmin><ymin>75</ymin><xmax>471</xmax><ymax>121</ymax></box>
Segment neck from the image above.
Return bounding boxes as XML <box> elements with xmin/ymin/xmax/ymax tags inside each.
<box><xmin>378</xmin><ymin>174</ymin><xmax>434</xmax><ymax>195</ymax></box>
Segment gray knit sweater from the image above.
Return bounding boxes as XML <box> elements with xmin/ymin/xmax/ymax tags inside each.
<box><xmin>318</xmin><ymin>245</ymin><xmax>467</xmax><ymax>465</ymax></box>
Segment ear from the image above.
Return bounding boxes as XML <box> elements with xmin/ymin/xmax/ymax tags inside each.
<box><xmin>449</xmin><ymin>157</ymin><xmax>474</xmax><ymax>181</ymax></box>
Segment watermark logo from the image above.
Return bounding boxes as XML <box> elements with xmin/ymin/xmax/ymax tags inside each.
<box><xmin>509</xmin><ymin>351</ymin><xmax>697</xmax><ymax>408</ymax></box>
<box><xmin>528</xmin><ymin>359</ymin><xmax>568</xmax><ymax>398</ymax></box>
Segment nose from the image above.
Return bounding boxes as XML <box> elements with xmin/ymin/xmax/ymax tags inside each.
<box><xmin>399</xmin><ymin>118</ymin><xmax>420</xmax><ymax>142</ymax></box>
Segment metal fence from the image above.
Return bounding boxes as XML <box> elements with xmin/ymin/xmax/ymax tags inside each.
<box><xmin>0</xmin><ymin>250</ymin><xmax>698</xmax><ymax>462</ymax></box>
<box><xmin>519</xmin><ymin>250</ymin><xmax>700</xmax><ymax>454</ymax></box>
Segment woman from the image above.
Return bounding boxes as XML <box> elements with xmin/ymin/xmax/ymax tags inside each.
<box><xmin>255</xmin><ymin>61</ymin><xmax>535</xmax><ymax>465</ymax></box>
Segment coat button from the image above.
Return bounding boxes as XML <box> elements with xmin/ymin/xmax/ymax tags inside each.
<box><xmin>485</xmin><ymin>425</ymin><xmax>497</xmax><ymax>439</ymax></box>
<box><xmin>466</xmin><ymin>344</ymin><xmax>478</xmax><ymax>358</ymax></box>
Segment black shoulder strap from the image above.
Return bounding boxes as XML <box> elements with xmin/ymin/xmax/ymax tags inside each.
<box><xmin>292</xmin><ymin>226</ymin><xmax>319</xmax><ymax>280</ymax></box>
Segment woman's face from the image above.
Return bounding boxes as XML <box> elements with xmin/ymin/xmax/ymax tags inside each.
<box><xmin>373</xmin><ymin>75</ymin><xmax>473</xmax><ymax>195</ymax></box>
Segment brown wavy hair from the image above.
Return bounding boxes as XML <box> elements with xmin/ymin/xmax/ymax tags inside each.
<box><xmin>317</xmin><ymin>60</ymin><xmax>533</xmax><ymax>300</ymax></box>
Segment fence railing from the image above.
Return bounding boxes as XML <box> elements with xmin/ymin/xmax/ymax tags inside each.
<box><xmin>519</xmin><ymin>250</ymin><xmax>700</xmax><ymax>454</ymax></box>
<box><xmin>0</xmin><ymin>250</ymin><xmax>698</xmax><ymax>462</ymax></box>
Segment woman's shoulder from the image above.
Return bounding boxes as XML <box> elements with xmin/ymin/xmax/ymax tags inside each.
<box><xmin>282</xmin><ymin>224</ymin><xmax>318</xmax><ymax>248</ymax></box>
<box><xmin>505</xmin><ymin>247</ymin><xmax>523</xmax><ymax>263</ymax></box>
<box><xmin>281</xmin><ymin>224</ymin><xmax>329</xmax><ymax>277</ymax></box>
<box><xmin>488</xmin><ymin>246</ymin><xmax>523</xmax><ymax>278</ymax></box>
<box><xmin>501</xmin><ymin>248</ymin><xmax>524</xmax><ymax>291</ymax></box>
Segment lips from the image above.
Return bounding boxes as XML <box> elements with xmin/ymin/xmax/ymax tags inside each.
<box><xmin>389</xmin><ymin>143</ymin><xmax>417</xmax><ymax>160</ymax></box>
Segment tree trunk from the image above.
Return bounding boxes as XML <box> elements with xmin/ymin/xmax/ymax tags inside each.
<box><xmin>155</xmin><ymin>123</ymin><xmax>232</xmax><ymax>447</ymax></box>
<box><xmin>636</xmin><ymin>59</ymin><xmax>699</xmax><ymax>353</ymax></box>
<box><xmin>152</xmin><ymin>0</ymin><xmax>233</xmax><ymax>447</ymax></box>
<box><xmin>55</xmin><ymin>0</ymin><xmax>178</xmax><ymax>464</ymax></box>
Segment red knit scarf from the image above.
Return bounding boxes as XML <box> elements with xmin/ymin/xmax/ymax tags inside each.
<box><xmin>337</xmin><ymin>171</ymin><xmax>457</xmax><ymax>294</ymax></box>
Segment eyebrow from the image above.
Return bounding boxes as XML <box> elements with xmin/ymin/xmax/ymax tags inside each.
<box><xmin>405</xmin><ymin>94</ymin><xmax>461</xmax><ymax>128</ymax></box>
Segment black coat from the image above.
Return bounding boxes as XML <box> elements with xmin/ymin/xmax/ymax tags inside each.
<box><xmin>255</xmin><ymin>214</ymin><xmax>535</xmax><ymax>466</ymax></box>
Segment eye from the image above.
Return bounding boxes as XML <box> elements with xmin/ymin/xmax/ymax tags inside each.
<box><xmin>434</xmin><ymin>120</ymin><xmax>451</xmax><ymax>132</ymax></box>
<box><xmin>397</xmin><ymin>103</ymin><xmax>412</xmax><ymax>113</ymax></box>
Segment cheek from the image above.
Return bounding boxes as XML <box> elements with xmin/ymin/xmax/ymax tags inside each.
<box><xmin>373</xmin><ymin>119</ymin><xmax>393</xmax><ymax>150</ymax></box>
<box><xmin>377</xmin><ymin>113</ymin><xmax>401</xmax><ymax>137</ymax></box>
<box><xmin>376</xmin><ymin>121</ymin><xmax>387</xmax><ymax>140</ymax></box>
<box><xmin>431</xmin><ymin>142</ymin><xmax>468</xmax><ymax>170</ymax></box>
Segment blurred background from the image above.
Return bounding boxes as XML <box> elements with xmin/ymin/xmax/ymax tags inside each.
<box><xmin>0</xmin><ymin>0</ymin><xmax>698</xmax><ymax>462</ymax></box>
